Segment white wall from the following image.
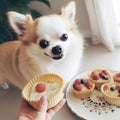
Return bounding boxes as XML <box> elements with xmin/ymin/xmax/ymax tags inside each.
<box><xmin>29</xmin><ymin>0</ymin><xmax>91</xmax><ymax>37</ymax></box>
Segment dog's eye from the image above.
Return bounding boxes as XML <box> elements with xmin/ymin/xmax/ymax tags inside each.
<box><xmin>60</xmin><ymin>34</ymin><xmax>68</xmax><ymax>41</ymax></box>
<box><xmin>39</xmin><ymin>39</ymin><xmax>49</xmax><ymax>48</ymax></box>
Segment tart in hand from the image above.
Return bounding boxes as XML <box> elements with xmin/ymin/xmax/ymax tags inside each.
<box><xmin>22</xmin><ymin>73</ymin><xmax>64</xmax><ymax>110</ymax></box>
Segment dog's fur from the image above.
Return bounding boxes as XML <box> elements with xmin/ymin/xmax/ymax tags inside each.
<box><xmin>0</xmin><ymin>1</ymin><xmax>83</xmax><ymax>89</ymax></box>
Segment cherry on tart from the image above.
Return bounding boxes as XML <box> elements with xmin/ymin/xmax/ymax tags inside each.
<box><xmin>101</xmin><ymin>82</ymin><xmax>120</xmax><ymax>106</ymax></box>
<box><xmin>72</xmin><ymin>78</ymin><xmax>95</xmax><ymax>99</ymax></box>
<box><xmin>89</xmin><ymin>69</ymin><xmax>112</xmax><ymax>88</ymax></box>
<box><xmin>35</xmin><ymin>83</ymin><xmax>46</xmax><ymax>93</ymax></box>
<box><xmin>113</xmin><ymin>72</ymin><xmax>120</xmax><ymax>82</ymax></box>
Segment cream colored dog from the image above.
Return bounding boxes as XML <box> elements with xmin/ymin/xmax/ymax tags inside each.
<box><xmin>0</xmin><ymin>1</ymin><xmax>83</xmax><ymax>89</ymax></box>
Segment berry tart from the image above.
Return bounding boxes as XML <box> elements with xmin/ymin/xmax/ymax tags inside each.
<box><xmin>89</xmin><ymin>69</ymin><xmax>112</xmax><ymax>88</ymax></box>
<box><xmin>22</xmin><ymin>73</ymin><xmax>64</xmax><ymax>109</ymax></box>
<box><xmin>113</xmin><ymin>72</ymin><xmax>120</xmax><ymax>82</ymax></box>
<box><xmin>101</xmin><ymin>82</ymin><xmax>120</xmax><ymax>106</ymax></box>
<box><xmin>72</xmin><ymin>78</ymin><xmax>95</xmax><ymax>99</ymax></box>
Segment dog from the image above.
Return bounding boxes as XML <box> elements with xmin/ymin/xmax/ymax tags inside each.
<box><xmin>0</xmin><ymin>1</ymin><xmax>84</xmax><ymax>90</ymax></box>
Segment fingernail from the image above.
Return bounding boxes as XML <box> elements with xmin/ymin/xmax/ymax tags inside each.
<box><xmin>40</xmin><ymin>96</ymin><xmax>47</xmax><ymax>105</ymax></box>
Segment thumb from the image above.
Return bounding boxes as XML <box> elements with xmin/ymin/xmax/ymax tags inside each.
<box><xmin>34</xmin><ymin>96</ymin><xmax>48</xmax><ymax>120</ymax></box>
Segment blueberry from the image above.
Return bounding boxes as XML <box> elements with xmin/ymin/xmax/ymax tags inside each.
<box><xmin>81</xmin><ymin>79</ymin><xmax>86</xmax><ymax>84</ymax></box>
<box><xmin>110</xmin><ymin>86</ymin><xmax>115</xmax><ymax>91</ymax></box>
<box><xmin>102</xmin><ymin>75</ymin><xmax>108</xmax><ymax>80</ymax></box>
<box><xmin>118</xmin><ymin>90</ymin><xmax>120</xmax><ymax>93</ymax></box>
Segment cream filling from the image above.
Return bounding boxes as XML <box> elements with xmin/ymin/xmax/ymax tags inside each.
<box><xmin>105</xmin><ymin>90</ymin><xmax>118</xmax><ymax>97</ymax></box>
<box><xmin>29</xmin><ymin>82</ymin><xmax>60</xmax><ymax>100</ymax></box>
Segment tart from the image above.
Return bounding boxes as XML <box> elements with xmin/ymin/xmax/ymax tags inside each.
<box><xmin>101</xmin><ymin>82</ymin><xmax>120</xmax><ymax>106</ymax></box>
<box><xmin>89</xmin><ymin>69</ymin><xmax>112</xmax><ymax>88</ymax></box>
<box><xmin>22</xmin><ymin>73</ymin><xmax>64</xmax><ymax>110</ymax></box>
<box><xmin>113</xmin><ymin>72</ymin><xmax>120</xmax><ymax>82</ymax></box>
<box><xmin>72</xmin><ymin>78</ymin><xmax>95</xmax><ymax>99</ymax></box>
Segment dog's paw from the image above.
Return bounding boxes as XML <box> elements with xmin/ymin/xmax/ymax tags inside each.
<box><xmin>0</xmin><ymin>82</ymin><xmax>9</xmax><ymax>89</ymax></box>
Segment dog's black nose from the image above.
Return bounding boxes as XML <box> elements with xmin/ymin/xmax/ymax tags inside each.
<box><xmin>52</xmin><ymin>46</ymin><xmax>62</xmax><ymax>55</ymax></box>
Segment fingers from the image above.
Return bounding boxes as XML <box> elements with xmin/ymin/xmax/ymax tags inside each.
<box><xmin>47</xmin><ymin>98</ymin><xmax>66</xmax><ymax>117</ymax></box>
<box><xmin>18</xmin><ymin>99</ymin><xmax>36</xmax><ymax>119</ymax></box>
<box><xmin>34</xmin><ymin>96</ymin><xmax>48</xmax><ymax>120</ymax></box>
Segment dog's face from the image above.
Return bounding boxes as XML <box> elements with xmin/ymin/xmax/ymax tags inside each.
<box><xmin>7</xmin><ymin>2</ymin><xmax>79</xmax><ymax>60</ymax></box>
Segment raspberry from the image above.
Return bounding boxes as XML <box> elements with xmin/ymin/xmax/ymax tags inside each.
<box><xmin>102</xmin><ymin>70</ymin><xmax>108</xmax><ymax>75</ymax></box>
<box><xmin>85</xmin><ymin>81</ymin><xmax>93</xmax><ymax>89</ymax></box>
<box><xmin>117</xmin><ymin>73</ymin><xmax>120</xmax><ymax>77</ymax></box>
<box><xmin>99</xmin><ymin>73</ymin><xmax>104</xmax><ymax>78</ymax></box>
<box><xmin>74</xmin><ymin>79</ymin><xmax>80</xmax><ymax>84</ymax></box>
<box><xmin>117</xmin><ymin>94</ymin><xmax>120</xmax><ymax>97</ymax></box>
<box><xmin>115</xmin><ymin>85</ymin><xmax>120</xmax><ymax>90</ymax></box>
<box><xmin>73</xmin><ymin>83</ymin><xmax>82</xmax><ymax>91</ymax></box>
<box><xmin>35</xmin><ymin>83</ymin><xmax>46</xmax><ymax>93</ymax></box>
<box><xmin>91</xmin><ymin>72</ymin><xmax>99</xmax><ymax>80</ymax></box>
<box><xmin>103</xmin><ymin>84</ymin><xmax>109</xmax><ymax>90</ymax></box>
<box><xmin>93</xmin><ymin>74</ymin><xmax>99</xmax><ymax>80</ymax></box>
<box><xmin>91</xmin><ymin>72</ymin><xmax>96</xmax><ymax>78</ymax></box>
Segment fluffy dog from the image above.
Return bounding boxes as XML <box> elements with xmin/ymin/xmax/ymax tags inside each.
<box><xmin>0</xmin><ymin>1</ymin><xmax>83</xmax><ymax>89</ymax></box>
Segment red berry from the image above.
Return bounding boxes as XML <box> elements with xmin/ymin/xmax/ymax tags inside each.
<box><xmin>103</xmin><ymin>84</ymin><xmax>109</xmax><ymax>90</ymax></box>
<box><xmin>99</xmin><ymin>73</ymin><xmax>104</xmax><ymax>77</ymax></box>
<box><xmin>74</xmin><ymin>79</ymin><xmax>80</xmax><ymax>84</ymax></box>
<box><xmin>117</xmin><ymin>94</ymin><xmax>120</xmax><ymax>97</ymax></box>
<box><xmin>91</xmin><ymin>72</ymin><xmax>99</xmax><ymax>80</ymax></box>
<box><xmin>117</xmin><ymin>73</ymin><xmax>120</xmax><ymax>77</ymax></box>
<box><xmin>73</xmin><ymin>83</ymin><xmax>82</xmax><ymax>91</ymax></box>
<box><xmin>85</xmin><ymin>80</ymin><xmax>93</xmax><ymax>89</ymax></box>
<box><xmin>115</xmin><ymin>85</ymin><xmax>120</xmax><ymax>90</ymax></box>
<box><xmin>35</xmin><ymin>83</ymin><xmax>46</xmax><ymax>93</ymax></box>
<box><xmin>93</xmin><ymin>74</ymin><xmax>99</xmax><ymax>80</ymax></box>
<box><xmin>102</xmin><ymin>70</ymin><xmax>108</xmax><ymax>75</ymax></box>
<box><xmin>91</xmin><ymin>72</ymin><xmax>96</xmax><ymax>78</ymax></box>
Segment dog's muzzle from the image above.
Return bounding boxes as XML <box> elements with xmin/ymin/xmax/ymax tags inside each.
<box><xmin>52</xmin><ymin>45</ymin><xmax>63</xmax><ymax>60</ymax></box>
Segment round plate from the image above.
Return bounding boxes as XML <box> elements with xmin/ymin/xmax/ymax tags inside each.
<box><xmin>66</xmin><ymin>70</ymin><xmax>120</xmax><ymax>120</ymax></box>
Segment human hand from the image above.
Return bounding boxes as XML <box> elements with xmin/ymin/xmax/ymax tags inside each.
<box><xmin>18</xmin><ymin>95</ymin><xmax>66</xmax><ymax>120</ymax></box>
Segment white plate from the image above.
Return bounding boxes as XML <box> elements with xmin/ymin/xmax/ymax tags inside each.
<box><xmin>66</xmin><ymin>71</ymin><xmax>120</xmax><ymax>120</ymax></box>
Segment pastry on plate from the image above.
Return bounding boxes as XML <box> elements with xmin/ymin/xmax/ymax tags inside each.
<box><xmin>22</xmin><ymin>73</ymin><xmax>64</xmax><ymax>109</ymax></box>
<box><xmin>113</xmin><ymin>72</ymin><xmax>120</xmax><ymax>82</ymax></box>
<box><xmin>72</xmin><ymin>78</ymin><xmax>95</xmax><ymax>99</ymax></box>
<box><xmin>89</xmin><ymin>69</ymin><xmax>112</xmax><ymax>88</ymax></box>
<box><xmin>101</xmin><ymin>82</ymin><xmax>120</xmax><ymax>106</ymax></box>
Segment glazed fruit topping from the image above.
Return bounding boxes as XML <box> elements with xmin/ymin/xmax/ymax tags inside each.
<box><xmin>115</xmin><ymin>85</ymin><xmax>120</xmax><ymax>90</ymax></box>
<box><xmin>85</xmin><ymin>81</ymin><xmax>93</xmax><ymax>89</ymax></box>
<box><xmin>99</xmin><ymin>72</ymin><xmax>108</xmax><ymax>80</ymax></box>
<box><xmin>102</xmin><ymin>70</ymin><xmax>108</xmax><ymax>75</ymax></box>
<box><xmin>103</xmin><ymin>84</ymin><xmax>109</xmax><ymax>90</ymax></box>
<box><xmin>91</xmin><ymin>72</ymin><xmax>99</xmax><ymax>80</ymax></box>
<box><xmin>74</xmin><ymin>79</ymin><xmax>81</xmax><ymax>84</ymax></box>
<box><xmin>117</xmin><ymin>72</ymin><xmax>120</xmax><ymax>77</ymax></box>
<box><xmin>73</xmin><ymin>78</ymin><xmax>93</xmax><ymax>91</ymax></box>
<box><xmin>102</xmin><ymin>75</ymin><xmax>108</xmax><ymax>80</ymax></box>
<box><xmin>73</xmin><ymin>83</ymin><xmax>82</xmax><ymax>91</ymax></box>
<box><xmin>35</xmin><ymin>83</ymin><xmax>46</xmax><ymax>93</ymax></box>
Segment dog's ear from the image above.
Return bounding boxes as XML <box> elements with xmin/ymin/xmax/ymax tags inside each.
<box><xmin>61</xmin><ymin>1</ymin><xmax>76</xmax><ymax>21</ymax></box>
<box><xmin>7</xmin><ymin>11</ymin><xmax>33</xmax><ymax>36</ymax></box>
